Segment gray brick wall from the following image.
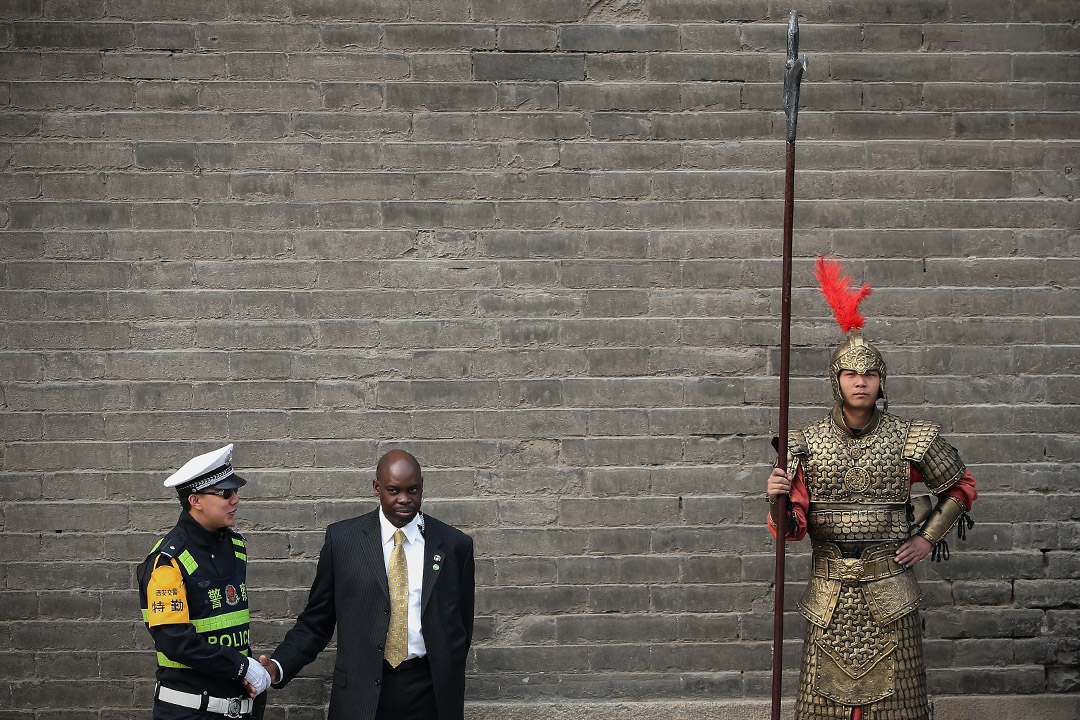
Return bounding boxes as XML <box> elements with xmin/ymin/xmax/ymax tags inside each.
<box><xmin>2</xmin><ymin>0</ymin><xmax>1078</xmax><ymax>717</ymax></box>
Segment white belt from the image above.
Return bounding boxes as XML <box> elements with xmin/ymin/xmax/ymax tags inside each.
<box><xmin>156</xmin><ymin>684</ymin><xmax>253</xmax><ymax>718</ymax></box>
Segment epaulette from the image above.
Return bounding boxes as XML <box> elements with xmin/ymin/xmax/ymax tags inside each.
<box><xmin>789</xmin><ymin>430</ymin><xmax>809</xmax><ymax>457</ymax></box>
<box><xmin>902</xmin><ymin>419</ymin><xmax>940</xmax><ymax>463</ymax></box>
<box><xmin>150</xmin><ymin>535</ymin><xmax>187</xmax><ymax>566</ymax></box>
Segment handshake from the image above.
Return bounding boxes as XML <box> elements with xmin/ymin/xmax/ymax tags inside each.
<box><xmin>240</xmin><ymin>655</ymin><xmax>281</xmax><ymax>698</ymax></box>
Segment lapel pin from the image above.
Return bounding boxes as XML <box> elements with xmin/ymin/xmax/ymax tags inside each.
<box><xmin>434</xmin><ymin>554</ymin><xmax>442</xmax><ymax>562</ymax></box>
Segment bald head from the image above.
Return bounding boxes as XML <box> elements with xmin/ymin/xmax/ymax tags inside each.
<box><xmin>376</xmin><ymin>449</ymin><xmax>421</xmax><ymax>483</ymax></box>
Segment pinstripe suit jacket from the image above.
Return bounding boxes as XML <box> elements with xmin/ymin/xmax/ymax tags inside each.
<box><xmin>271</xmin><ymin>509</ymin><xmax>475</xmax><ymax>720</ymax></box>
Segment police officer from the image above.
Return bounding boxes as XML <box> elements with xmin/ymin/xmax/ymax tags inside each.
<box><xmin>138</xmin><ymin>444</ymin><xmax>272</xmax><ymax>719</ymax></box>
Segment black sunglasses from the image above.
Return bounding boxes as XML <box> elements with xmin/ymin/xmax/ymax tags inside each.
<box><xmin>197</xmin><ymin>488</ymin><xmax>238</xmax><ymax>499</ymax></box>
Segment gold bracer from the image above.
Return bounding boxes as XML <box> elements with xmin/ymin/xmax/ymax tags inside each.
<box><xmin>917</xmin><ymin>495</ymin><xmax>967</xmax><ymax>545</ymax></box>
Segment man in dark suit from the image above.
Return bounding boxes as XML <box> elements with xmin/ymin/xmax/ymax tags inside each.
<box><xmin>259</xmin><ymin>449</ymin><xmax>475</xmax><ymax>720</ymax></box>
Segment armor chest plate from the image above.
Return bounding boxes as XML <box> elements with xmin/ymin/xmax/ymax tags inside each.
<box><xmin>801</xmin><ymin>413</ymin><xmax>912</xmax><ymax>545</ymax></box>
<box><xmin>802</xmin><ymin>413</ymin><xmax>911</xmax><ymax>503</ymax></box>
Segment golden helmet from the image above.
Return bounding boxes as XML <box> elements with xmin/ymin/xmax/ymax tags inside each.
<box><xmin>829</xmin><ymin>332</ymin><xmax>887</xmax><ymax>411</ymax></box>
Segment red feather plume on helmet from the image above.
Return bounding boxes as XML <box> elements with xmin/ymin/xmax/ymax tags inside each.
<box><xmin>814</xmin><ymin>256</ymin><xmax>871</xmax><ymax>334</ymax></box>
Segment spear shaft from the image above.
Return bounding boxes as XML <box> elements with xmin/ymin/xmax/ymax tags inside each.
<box><xmin>772</xmin><ymin>10</ymin><xmax>807</xmax><ymax>720</ymax></box>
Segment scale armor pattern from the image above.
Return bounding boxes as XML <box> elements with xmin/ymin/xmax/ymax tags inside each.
<box><xmin>795</xmin><ymin>609</ymin><xmax>929</xmax><ymax>720</ymax></box>
<box><xmin>807</xmin><ymin>506</ymin><xmax>909</xmax><ymax>544</ymax></box>
<box><xmin>915</xmin><ymin>440</ymin><xmax>965</xmax><ymax>494</ymax></box>
<box><xmin>799</xmin><ymin>413</ymin><xmax>911</xmax><ymax>504</ymax></box>
<box><xmin>831</xmin><ymin>584</ymin><xmax>892</xmax><ymax>676</ymax></box>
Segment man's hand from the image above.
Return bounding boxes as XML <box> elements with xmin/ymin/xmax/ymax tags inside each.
<box><xmin>242</xmin><ymin>679</ymin><xmax>256</xmax><ymax>699</ymax></box>
<box><xmin>895</xmin><ymin>535</ymin><xmax>933</xmax><ymax>568</ymax></box>
<box><xmin>244</xmin><ymin>657</ymin><xmax>272</xmax><ymax>696</ymax></box>
<box><xmin>258</xmin><ymin>655</ymin><xmax>280</xmax><ymax>684</ymax></box>
<box><xmin>767</xmin><ymin>467</ymin><xmax>792</xmax><ymax>501</ymax></box>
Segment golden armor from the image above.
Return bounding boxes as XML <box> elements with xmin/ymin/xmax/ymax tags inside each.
<box><xmin>787</xmin><ymin>406</ymin><xmax>968</xmax><ymax>720</ymax></box>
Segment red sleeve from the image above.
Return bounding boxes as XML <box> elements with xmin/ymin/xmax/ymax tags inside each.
<box><xmin>767</xmin><ymin>464</ymin><xmax>809</xmax><ymax>541</ymax></box>
<box><xmin>909</xmin><ymin>466</ymin><xmax>977</xmax><ymax>511</ymax></box>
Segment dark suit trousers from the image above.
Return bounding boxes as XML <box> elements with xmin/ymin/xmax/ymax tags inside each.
<box><xmin>376</xmin><ymin>656</ymin><xmax>438</xmax><ymax>720</ymax></box>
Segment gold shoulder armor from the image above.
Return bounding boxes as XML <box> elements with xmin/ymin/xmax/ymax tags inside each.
<box><xmin>902</xmin><ymin>419</ymin><xmax>940</xmax><ymax>462</ymax></box>
<box><xmin>905</xmin><ymin>420</ymin><xmax>966</xmax><ymax>493</ymax></box>
<box><xmin>787</xmin><ymin>430</ymin><xmax>808</xmax><ymax>474</ymax></box>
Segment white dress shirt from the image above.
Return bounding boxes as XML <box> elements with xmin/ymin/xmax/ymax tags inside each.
<box><xmin>379</xmin><ymin>510</ymin><xmax>427</xmax><ymax>660</ymax></box>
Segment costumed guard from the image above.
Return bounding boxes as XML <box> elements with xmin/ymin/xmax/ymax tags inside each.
<box><xmin>138</xmin><ymin>444</ymin><xmax>271</xmax><ymax>719</ymax></box>
<box><xmin>766</xmin><ymin>258</ymin><xmax>977</xmax><ymax>720</ymax></box>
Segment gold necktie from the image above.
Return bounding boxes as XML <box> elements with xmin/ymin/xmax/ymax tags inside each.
<box><xmin>384</xmin><ymin>529</ymin><xmax>408</xmax><ymax>667</ymax></box>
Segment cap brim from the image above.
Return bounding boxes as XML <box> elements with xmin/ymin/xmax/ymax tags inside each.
<box><xmin>210</xmin><ymin>473</ymin><xmax>247</xmax><ymax>490</ymax></box>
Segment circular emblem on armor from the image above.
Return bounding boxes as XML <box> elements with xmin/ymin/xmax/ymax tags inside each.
<box><xmin>224</xmin><ymin>584</ymin><xmax>240</xmax><ymax>606</ymax></box>
<box><xmin>848</xmin><ymin>446</ymin><xmax>864</xmax><ymax>460</ymax></box>
<box><xmin>843</xmin><ymin>466</ymin><xmax>871</xmax><ymax>493</ymax></box>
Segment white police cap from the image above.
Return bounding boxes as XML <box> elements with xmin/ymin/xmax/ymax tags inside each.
<box><xmin>165</xmin><ymin>444</ymin><xmax>247</xmax><ymax>497</ymax></box>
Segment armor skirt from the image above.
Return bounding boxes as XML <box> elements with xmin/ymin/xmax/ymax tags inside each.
<box><xmin>795</xmin><ymin>587</ymin><xmax>929</xmax><ymax>720</ymax></box>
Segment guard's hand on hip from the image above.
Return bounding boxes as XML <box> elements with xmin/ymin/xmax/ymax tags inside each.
<box><xmin>895</xmin><ymin>535</ymin><xmax>933</xmax><ymax>568</ymax></box>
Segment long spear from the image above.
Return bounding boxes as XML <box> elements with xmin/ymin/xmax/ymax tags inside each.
<box><xmin>772</xmin><ymin>10</ymin><xmax>807</xmax><ymax>720</ymax></box>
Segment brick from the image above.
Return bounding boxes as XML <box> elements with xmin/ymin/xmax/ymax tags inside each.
<box><xmin>291</xmin><ymin>0</ymin><xmax>409</xmax><ymax>20</ymax></box>
<box><xmin>493</xmin><ymin>86</ymin><xmax>558</xmax><ymax>118</ymax></box>
<box><xmin>9</xmin><ymin>81</ymin><xmax>135</xmax><ymax>109</ymax></box>
<box><xmin>498</xmin><ymin>25</ymin><xmax>558</xmax><ymax>52</ymax></box>
<box><xmin>385</xmin><ymin>24</ymin><xmax>495</xmax><ymax>50</ymax></box>
<box><xmin>559</xmin><ymin>555</ymin><xmax>681</xmax><ymax>584</ymax></box>
<box><xmin>223</xmin><ymin>50</ymin><xmax>288</xmax><ymax>81</ymax></box>
<box><xmin>134</xmin><ymin>22</ymin><xmax>197</xmax><ymax>50</ymax></box>
<box><xmin>293</xmin><ymin>112</ymin><xmax>411</xmax><ymax>140</ymax></box>
<box><xmin>385</xmin><ymin>82</ymin><xmax>497</xmax><ymax>111</ymax></box>
<box><xmin>317</xmin><ymin>22</ymin><xmax>381</xmax><ymax>48</ymax></box>
<box><xmin>1015</xmin><ymin>580</ymin><xmax>1080</xmax><ymax>609</ymax></box>
<box><xmin>12</xmin><ymin>141</ymin><xmax>132</xmax><ymax>170</ymax></box>
<box><xmin>472</xmin><ymin>0</ymin><xmax>587</xmax><ymax>22</ymax></box>
<box><xmin>12</xmin><ymin>21</ymin><xmax>134</xmax><ymax>49</ymax></box>
<box><xmin>560</xmin><ymin>82</ymin><xmax>681</xmax><ymax>112</ymax></box>
<box><xmin>409</xmin><ymin>53</ymin><xmax>472</xmax><ymax>81</ymax></box>
<box><xmin>562</xmin><ymin>25</ymin><xmax>678</xmax><ymax>52</ymax></box>
<box><xmin>558</xmin><ymin>497</ymin><xmax>681</xmax><ymax>525</ymax></box>
<box><xmin>195</xmin><ymin>23</ymin><xmax>321</xmax><ymax>51</ymax></box>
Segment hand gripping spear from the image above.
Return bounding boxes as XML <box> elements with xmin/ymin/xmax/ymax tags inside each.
<box><xmin>772</xmin><ymin>10</ymin><xmax>807</xmax><ymax>720</ymax></box>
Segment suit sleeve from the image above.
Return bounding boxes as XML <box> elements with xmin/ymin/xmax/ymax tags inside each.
<box><xmin>461</xmin><ymin>537</ymin><xmax>475</xmax><ymax>651</ymax></box>
<box><xmin>271</xmin><ymin>528</ymin><xmax>339</xmax><ymax>686</ymax></box>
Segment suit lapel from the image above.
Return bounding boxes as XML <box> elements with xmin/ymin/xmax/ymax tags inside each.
<box><xmin>420</xmin><ymin>518</ymin><xmax>444</xmax><ymax>616</ymax></box>
<box><xmin>358</xmin><ymin>510</ymin><xmax>390</xmax><ymax>601</ymax></box>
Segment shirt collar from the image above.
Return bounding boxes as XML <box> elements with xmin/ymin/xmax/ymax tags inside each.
<box><xmin>179</xmin><ymin>511</ymin><xmax>230</xmax><ymax>549</ymax></box>
<box><xmin>379</xmin><ymin>509</ymin><xmax>422</xmax><ymax>546</ymax></box>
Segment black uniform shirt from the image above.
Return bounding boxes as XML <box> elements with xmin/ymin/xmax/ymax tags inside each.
<box><xmin>146</xmin><ymin>512</ymin><xmax>249</xmax><ymax>697</ymax></box>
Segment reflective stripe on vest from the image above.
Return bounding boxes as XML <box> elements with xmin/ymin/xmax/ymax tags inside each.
<box><xmin>177</xmin><ymin>549</ymin><xmax>198</xmax><ymax>575</ymax></box>
<box><xmin>158</xmin><ymin>648</ymin><xmax>250</xmax><ymax>670</ymax></box>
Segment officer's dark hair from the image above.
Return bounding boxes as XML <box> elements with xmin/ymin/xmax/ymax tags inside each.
<box><xmin>179</xmin><ymin>493</ymin><xmax>193</xmax><ymax>512</ymax></box>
